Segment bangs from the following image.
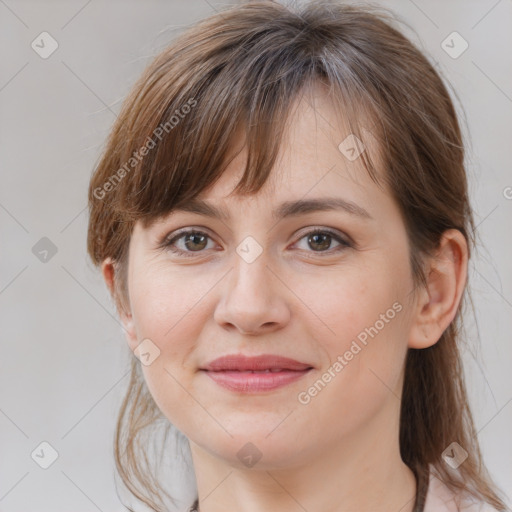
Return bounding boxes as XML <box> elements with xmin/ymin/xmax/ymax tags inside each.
<box><xmin>107</xmin><ymin>14</ymin><xmax>384</xmax><ymax>231</ymax></box>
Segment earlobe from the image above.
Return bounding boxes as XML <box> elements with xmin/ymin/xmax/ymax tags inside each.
<box><xmin>408</xmin><ymin>229</ymin><xmax>468</xmax><ymax>349</ymax></box>
<box><xmin>101</xmin><ymin>257</ymin><xmax>138</xmax><ymax>351</ymax></box>
<box><xmin>119</xmin><ymin>313</ymin><xmax>139</xmax><ymax>352</ymax></box>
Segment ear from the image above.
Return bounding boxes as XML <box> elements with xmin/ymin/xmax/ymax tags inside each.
<box><xmin>101</xmin><ymin>257</ymin><xmax>138</xmax><ymax>350</ymax></box>
<box><xmin>408</xmin><ymin>229</ymin><xmax>468</xmax><ymax>349</ymax></box>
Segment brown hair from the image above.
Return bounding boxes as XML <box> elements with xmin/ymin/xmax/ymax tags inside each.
<box><xmin>86</xmin><ymin>1</ymin><xmax>507</xmax><ymax>510</ymax></box>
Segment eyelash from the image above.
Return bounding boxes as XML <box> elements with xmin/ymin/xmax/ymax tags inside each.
<box><xmin>160</xmin><ymin>227</ymin><xmax>352</xmax><ymax>258</ymax></box>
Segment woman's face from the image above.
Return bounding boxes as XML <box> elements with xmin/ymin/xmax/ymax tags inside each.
<box><xmin>115</xmin><ymin>87</ymin><xmax>421</xmax><ymax>469</ymax></box>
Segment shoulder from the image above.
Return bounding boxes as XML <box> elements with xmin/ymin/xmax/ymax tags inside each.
<box><xmin>423</xmin><ymin>467</ymin><xmax>503</xmax><ymax>512</ymax></box>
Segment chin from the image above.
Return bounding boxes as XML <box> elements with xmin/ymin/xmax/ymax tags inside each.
<box><xmin>201</xmin><ymin>429</ymin><xmax>310</xmax><ymax>470</ymax></box>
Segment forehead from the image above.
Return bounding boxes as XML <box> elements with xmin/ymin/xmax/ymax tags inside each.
<box><xmin>194</xmin><ymin>84</ymin><xmax>384</xmax><ymax>213</ymax></box>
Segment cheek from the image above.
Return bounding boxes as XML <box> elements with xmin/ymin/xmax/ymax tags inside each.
<box><xmin>292</xmin><ymin>258</ymin><xmax>407</xmax><ymax>354</ymax></box>
<box><xmin>129</xmin><ymin>263</ymin><xmax>218</xmax><ymax>346</ymax></box>
<box><xmin>292</xmin><ymin>255</ymin><xmax>412</xmax><ymax>413</ymax></box>
<box><xmin>126</xmin><ymin>263</ymin><xmax>223</xmax><ymax>430</ymax></box>
<box><xmin>291</xmin><ymin>313</ymin><xmax>409</xmax><ymax>445</ymax></box>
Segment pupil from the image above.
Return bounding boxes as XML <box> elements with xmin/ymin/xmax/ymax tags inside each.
<box><xmin>310</xmin><ymin>233</ymin><xmax>330</xmax><ymax>251</ymax></box>
<box><xmin>185</xmin><ymin>233</ymin><xmax>206</xmax><ymax>251</ymax></box>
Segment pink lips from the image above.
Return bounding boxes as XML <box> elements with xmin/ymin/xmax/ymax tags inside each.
<box><xmin>200</xmin><ymin>354</ymin><xmax>313</xmax><ymax>393</ymax></box>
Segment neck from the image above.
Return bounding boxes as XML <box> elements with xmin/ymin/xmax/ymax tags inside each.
<box><xmin>188</xmin><ymin>397</ymin><xmax>417</xmax><ymax>512</ymax></box>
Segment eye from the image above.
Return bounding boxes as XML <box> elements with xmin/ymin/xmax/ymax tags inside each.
<box><xmin>163</xmin><ymin>229</ymin><xmax>216</xmax><ymax>257</ymax></box>
<box><xmin>160</xmin><ymin>227</ymin><xmax>352</xmax><ymax>258</ymax></box>
<box><xmin>293</xmin><ymin>228</ymin><xmax>351</xmax><ymax>255</ymax></box>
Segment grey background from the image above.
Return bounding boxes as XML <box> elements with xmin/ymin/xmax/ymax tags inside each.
<box><xmin>0</xmin><ymin>1</ymin><xmax>511</xmax><ymax>511</ymax></box>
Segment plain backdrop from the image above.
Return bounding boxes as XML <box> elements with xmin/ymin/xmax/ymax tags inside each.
<box><xmin>0</xmin><ymin>1</ymin><xmax>511</xmax><ymax>511</ymax></box>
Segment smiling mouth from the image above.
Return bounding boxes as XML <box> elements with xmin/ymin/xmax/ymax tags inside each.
<box><xmin>214</xmin><ymin>368</ymin><xmax>297</xmax><ymax>373</ymax></box>
<box><xmin>201</xmin><ymin>367</ymin><xmax>313</xmax><ymax>393</ymax></box>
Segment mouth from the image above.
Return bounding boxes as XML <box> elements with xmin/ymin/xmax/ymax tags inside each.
<box><xmin>199</xmin><ymin>354</ymin><xmax>314</xmax><ymax>393</ymax></box>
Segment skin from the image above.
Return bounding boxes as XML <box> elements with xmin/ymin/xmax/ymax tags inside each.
<box><xmin>102</xmin><ymin>83</ymin><xmax>468</xmax><ymax>512</ymax></box>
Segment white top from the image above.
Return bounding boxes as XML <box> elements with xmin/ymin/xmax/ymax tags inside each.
<box><xmin>424</xmin><ymin>470</ymin><xmax>502</xmax><ymax>512</ymax></box>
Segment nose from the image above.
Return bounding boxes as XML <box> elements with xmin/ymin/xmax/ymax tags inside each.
<box><xmin>213</xmin><ymin>250</ymin><xmax>291</xmax><ymax>336</ymax></box>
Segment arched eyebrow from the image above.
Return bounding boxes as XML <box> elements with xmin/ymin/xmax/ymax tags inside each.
<box><xmin>173</xmin><ymin>197</ymin><xmax>373</xmax><ymax>221</ymax></box>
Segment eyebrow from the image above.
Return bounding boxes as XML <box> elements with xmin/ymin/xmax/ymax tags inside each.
<box><xmin>172</xmin><ymin>197</ymin><xmax>373</xmax><ymax>221</ymax></box>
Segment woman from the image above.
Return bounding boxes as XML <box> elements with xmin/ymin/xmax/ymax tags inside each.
<box><xmin>86</xmin><ymin>1</ymin><xmax>508</xmax><ymax>511</ymax></box>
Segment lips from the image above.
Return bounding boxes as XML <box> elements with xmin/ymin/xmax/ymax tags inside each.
<box><xmin>201</xmin><ymin>354</ymin><xmax>313</xmax><ymax>372</ymax></box>
<box><xmin>200</xmin><ymin>354</ymin><xmax>313</xmax><ymax>393</ymax></box>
